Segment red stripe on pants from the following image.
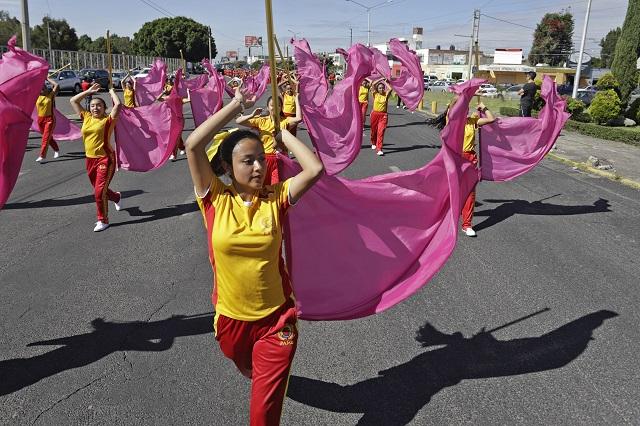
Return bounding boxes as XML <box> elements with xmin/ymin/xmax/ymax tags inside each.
<box><xmin>38</xmin><ymin>116</ymin><xmax>59</xmax><ymax>158</ymax></box>
<box><xmin>216</xmin><ymin>300</ymin><xmax>298</xmax><ymax>426</ymax></box>
<box><xmin>264</xmin><ymin>153</ymin><xmax>280</xmax><ymax>186</ymax></box>
<box><xmin>360</xmin><ymin>102</ymin><xmax>368</xmax><ymax>126</ymax></box>
<box><xmin>370</xmin><ymin>111</ymin><xmax>388</xmax><ymax>152</ymax></box>
<box><xmin>461</xmin><ymin>151</ymin><xmax>478</xmax><ymax>229</ymax></box>
<box><xmin>86</xmin><ymin>154</ymin><xmax>120</xmax><ymax>223</ymax></box>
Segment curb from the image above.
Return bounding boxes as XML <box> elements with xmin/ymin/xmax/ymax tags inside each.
<box><xmin>546</xmin><ymin>152</ymin><xmax>640</xmax><ymax>191</ymax></box>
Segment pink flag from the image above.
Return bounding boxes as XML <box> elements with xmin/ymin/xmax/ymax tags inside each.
<box><xmin>293</xmin><ymin>39</ymin><xmax>379</xmax><ymax>176</ymax></box>
<box><xmin>0</xmin><ymin>92</ymin><xmax>34</xmax><ymax>210</ymax></box>
<box><xmin>134</xmin><ymin>59</ymin><xmax>167</xmax><ymax>107</ymax></box>
<box><xmin>0</xmin><ymin>36</ymin><xmax>49</xmax><ymax>115</ymax></box>
<box><xmin>177</xmin><ymin>73</ymin><xmax>208</xmax><ymax>98</ymax></box>
<box><xmin>281</xmin><ymin>80</ymin><xmax>482</xmax><ymax>320</ymax></box>
<box><xmin>190</xmin><ymin>61</ymin><xmax>226</xmax><ymax>127</ymax></box>
<box><xmin>243</xmin><ymin>64</ymin><xmax>270</xmax><ymax>99</ymax></box>
<box><xmin>479</xmin><ymin>76</ymin><xmax>570</xmax><ymax>181</ymax></box>
<box><xmin>30</xmin><ymin>107</ymin><xmax>82</xmax><ymax>141</ymax></box>
<box><xmin>386</xmin><ymin>39</ymin><xmax>424</xmax><ymax>111</ymax></box>
<box><xmin>0</xmin><ymin>36</ymin><xmax>49</xmax><ymax>210</ymax></box>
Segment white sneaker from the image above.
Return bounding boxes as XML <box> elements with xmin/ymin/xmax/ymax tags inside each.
<box><xmin>463</xmin><ymin>227</ymin><xmax>477</xmax><ymax>237</ymax></box>
<box><xmin>371</xmin><ymin>144</ymin><xmax>376</xmax><ymax>150</ymax></box>
<box><xmin>377</xmin><ymin>151</ymin><xmax>384</xmax><ymax>156</ymax></box>
<box><xmin>169</xmin><ymin>154</ymin><xmax>176</xmax><ymax>161</ymax></box>
<box><xmin>53</xmin><ymin>151</ymin><xmax>60</xmax><ymax>159</ymax></box>
<box><xmin>93</xmin><ymin>221</ymin><xmax>110</xmax><ymax>232</ymax></box>
<box><xmin>114</xmin><ymin>192</ymin><xmax>123</xmax><ymax>211</ymax></box>
<box><xmin>35</xmin><ymin>156</ymin><xmax>43</xmax><ymax>162</ymax></box>
<box><xmin>396</xmin><ymin>105</ymin><xmax>400</xmax><ymax>109</ymax></box>
<box><xmin>179</xmin><ymin>150</ymin><xmax>185</xmax><ymax>155</ymax></box>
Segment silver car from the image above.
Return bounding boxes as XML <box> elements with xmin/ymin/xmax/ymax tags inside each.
<box><xmin>503</xmin><ymin>84</ymin><xmax>523</xmax><ymax>101</ymax></box>
<box><xmin>429</xmin><ymin>80</ymin><xmax>452</xmax><ymax>93</ymax></box>
<box><xmin>50</xmin><ymin>69</ymin><xmax>82</xmax><ymax>94</ymax></box>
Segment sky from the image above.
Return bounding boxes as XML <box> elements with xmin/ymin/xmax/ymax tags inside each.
<box><xmin>0</xmin><ymin>0</ymin><xmax>629</xmax><ymax>61</ymax></box>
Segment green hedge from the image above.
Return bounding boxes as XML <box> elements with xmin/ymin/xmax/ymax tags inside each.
<box><xmin>564</xmin><ymin>120</ymin><xmax>640</xmax><ymax>146</ymax></box>
<box><xmin>499</xmin><ymin>107</ymin><xmax>520</xmax><ymax>117</ymax></box>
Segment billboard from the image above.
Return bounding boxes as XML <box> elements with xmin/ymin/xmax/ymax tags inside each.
<box><xmin>494</xmin><ymin>48</ymin><xmax>523</xmax><ymax>65</ymax></box>
<box><xmin>226</xmin><ymin>50</ymin><xmax>238</xmax><ymax>59</ymax></box>
<box><xmin>244</xmin><ymin>36</ymin><xmax>262</xmax><ymax>47</ymax></box>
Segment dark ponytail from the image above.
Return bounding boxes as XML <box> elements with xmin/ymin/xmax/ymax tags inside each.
<box><xmin>210</xmin><ymin>130</ymin><xmax>262</xmax><ymax>176</ymax></box>
<box><xmin>425</xmin><ymin>106</ymin><xmax>449</xmax><ymax>131</ymax></box>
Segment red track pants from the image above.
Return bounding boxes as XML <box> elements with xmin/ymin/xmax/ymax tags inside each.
<box><xmin>38</xmin><ymin>116</ymin><xmax>59</xmax><ymax>158</ymax></box>
<box><xmin>370</xmin><ymin>111</ymin><xmax>388</xmax><ymax>152</ymax></box>
<box><xmin>216</xmin><ymin>300</ymin><xmax>298</xmax><ymax>426</ymax></box>
<box><xmin>461</xmin><ymin>151</ymin><xmax>478</xmax><ymax>229</ymax></box>
<box><xmin>360</xmin><ymin>101</ymin><xmax>368</xmax><ymax>126</ymax></box>
<box><xmin>172</xmin><ymin>135</ymin><xmax>186</xmax><ymax>157</ymax></box>
<box><xmin>86</xmin><ymin>154</ymin><xmax>120</xmax><ymax>223</ymax></box>
<box><xmin>264</xmin><ymin>153</ymin><xmax>280</xmax><ymax>186</ymax></box>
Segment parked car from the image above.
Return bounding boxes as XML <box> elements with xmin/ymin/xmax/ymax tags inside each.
<box><xmin>423</xmin><ymin>74</ymin><xmax>438</xmax><ymax>89</ymax></box>
<box><xmin>132</xmin><ymin>68</ymin><xmax>151</xmax><ymax>80</ymax></box>
<box><xmin>477</xmin><ymin>87</ymin><xmax>499</xmax><ymax>98</ymax></box>
<box><xmin>111</xmin><ymin>71</ymin><xmax>127</xmax><ymax>89</ymax></box>
<box><xmin>49</xmin><ymin>69</ymin><xmax>82</xmax><ymax>94</ymax></box>
<box><xmin>503</xmin><ymin>84</ymin><xmax>523</xmax><ymax>100</ymax></box>
<box><xmin>79</xmin><ymin>69</ymin><xmax>110</xmax><ymax>89</ymax></box>
<box><xmin>429</xmin><ymin>80</ymin><xmax>452</xmax><ymax>92</ymax></box>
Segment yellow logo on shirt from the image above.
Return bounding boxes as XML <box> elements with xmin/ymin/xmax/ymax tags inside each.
<box><xmin>260</xmin><ymin>217</ymin><xmax>274</xmax><ymax>235</ymax></box>
<box><xmin>278</xmin><ymin>323</ymin><xmax>296</xmax><ymax>346</ymax></box>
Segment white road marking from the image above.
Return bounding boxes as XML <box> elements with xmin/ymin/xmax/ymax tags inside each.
<box><xmin>389</xmin><ymin>166</ymin><xmax>401</xmax><ymax>173</ymax></box>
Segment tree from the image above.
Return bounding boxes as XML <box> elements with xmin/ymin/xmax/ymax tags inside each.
<box><xmin>82</xmin><ymin>34</ymin><xmax>132</xmax><ymax>54</ymax></box>
<box><xmin>31</xmin><ymin>16</ymin><xmax>78</xmax><ymax>50</ymax></box>
<box><xmin>77</xmin><ymin>34</ymin><xmax>92</xmax><ymax>51</ymax></box>
<box><xmin>599</xmin><ymin>27</ymin><xmax>621</xmax><ymax>68</ymax></box>
<box><xmin>611</xmin><ymin>0</ymin><xmax>640</xmax><ymax>102</ymax></box>
<box><xmin>528</xmin><ymin>12</ymin><xmax>574</xmax><ymax>66</ymax></box>
<box><xmin>132</xmin><ymin>17</ymin><xmax>215</xmax><ymax>62</ymax></box>
<box><xmin>0</xmin><ymin>10</ymin><xmax>22</xmax><ymax>46</ymax></box>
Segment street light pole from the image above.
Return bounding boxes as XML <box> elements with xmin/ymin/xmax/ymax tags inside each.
<box><xmin>20</xmin><ymin>0</ymin><xmax>31</xmax><ymax>51</ymax></box>
<box><xmin>345</xmin><ymin>0</ymin><xmax>393</xmax><ymax>47</ymax></box>
<box><xmin>208</xmin><ymin>26</ymin><xmax>212</xmax><ymax>62</ymax></box>
<box><xmin>572</xmin><ymin>0</ymin><xmax>593</xmax><ymax>99</ymax></box>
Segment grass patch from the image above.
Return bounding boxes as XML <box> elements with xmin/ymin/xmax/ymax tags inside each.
<box><xmin>419</xmin><ymin>92</ymin><xmax>519</xmax><ymax>114</ymax></box>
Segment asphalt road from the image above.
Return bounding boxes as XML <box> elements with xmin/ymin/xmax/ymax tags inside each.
<box><xmin>1</xmin><ymin>94</ymin><xmax>639</xmax><ymax>425</ymax></box>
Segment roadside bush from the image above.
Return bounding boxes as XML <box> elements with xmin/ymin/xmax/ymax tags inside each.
<box><xmin>499</xmin><ymin>107</ymin><xmax>520</xmax><ymax>117</ymax></box>
<box><xmin>595</xmin><ymin>72</ymin><xmax>621</xmax><ymax>95</ymax></box>
<box><xmin>588</xmin><ymin>90</ymin><xmax>622</xmax><ymax>124</ymax></box>
<box><xmin>564</xmin><ymin>120</ymin><xmax>640</xmax><ymax>146</ymax></box>
<box><xmin>571</xmin><ymin>111</ymin><xmax>592</xmax><ymax>123</ymax></box>
<box><xmin>565</xmin><ymin>97</ymin><xmax>585</xmax><ymax>114</ymax></box>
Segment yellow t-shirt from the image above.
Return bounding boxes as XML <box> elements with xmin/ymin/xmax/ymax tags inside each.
<box><xmin>123</xmin><ymin>88</ymin><xmax>136</xmax><ymax>108</ymax></box>
<box><xmin>373</xmin><ymin>92</ymin><xmax>389</xmax><ymax>112</ymax></box>
<box><xmin>246</xmin><ymin>116</ymin><xmax>291</xmax><ymax>154</ymax></box>
<box><xmin>463</xmin><ymin>115</ymin><xmax>479</xmax><ymax>152</ymax></box>
<box><xmin>196</xmin><ymin>177</ymin><xmax>294</xmax><ymax>325</ymax></box>
<box><xmin>282</xmin><ymin>93</ymin><xmax>296</xmax><ymax>115</ymax></box>
<box><xmin>80</xmin><ymin>111</ymin><xmax>115</xmax><ymax>158</ymax></box>
<box><xmin>36</xmin><ymin>92</ymin><xmax>55</xmax><ymax>117</ymax></box>
<box><xmin>358</xmin><ymin>86</ymin><xmax>369</xmax><ymax>103</ymax></box>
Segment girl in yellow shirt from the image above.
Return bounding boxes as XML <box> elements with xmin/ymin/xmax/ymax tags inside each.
<box><xmin>370</xmin><ymin>78</ymin><xmax>392</xmax><ymax>156</ymax></box>
<box><xmin>279</xmin><ymin>76</ymin><xmax>299</xmax><ymax>136</ymax></box>
<box><xmin>122</xmin><ymin>77</ymin><xmax>136</xmax><ymax>108</ymax></box>
<box><xmin>69</xmin><ymin>83</ymin><xmax>123</xmax><ymax>232</ymax></box>
<box><xmin>35</xmin><ymin>75</ymin><xmax>61</xmax><ymax>162</ymax></box>
<box><xmin>358</xmin><ymin>79</ymin><xmax>371</xmax><ymax>129</ymax></box>
<box><xmin>185</xmin><ymin>85</ymin><xmax>323</xmax><ymax>425</ymax></box>
<box><xmin>235</xmin><ymin>94</ymin><xmax>302</xmax><ymax>184</ymax></box>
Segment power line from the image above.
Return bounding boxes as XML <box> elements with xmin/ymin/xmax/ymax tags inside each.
<box><xmin>481</xmin><ymin>13</ymin><xmax>535</xmax><ymax>30</ymax></box>
<box><xmin>138</xmin><ymin>0</ymin><xmax>174</xmax><ymax>17</ymax></box>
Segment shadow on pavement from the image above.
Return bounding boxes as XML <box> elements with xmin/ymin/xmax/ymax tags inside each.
<box><xmin>0</xmin><ymin>313</ymin><xmax>214</xmax><ymax>396</ymax></box>
<box><xmin>287</xmin><ymin>310</ymin><xmax>618</xmax><ymax>426</ymax></box>
<box><xmin>3</xmin><ymin>189</ymin><xmax>145</xmax><ymax>210</ymax></box>
<box><xmin>110</xmin><ymin>202</ymin><xmax>199</xmax><ymax>226</ymax></box>
<box><xmin>474</xmin><ymin>197</ymin><xmax>611</xmax><ymax>232</ymax></box>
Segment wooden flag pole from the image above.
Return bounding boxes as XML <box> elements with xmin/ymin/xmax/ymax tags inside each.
<box><xmin>264</xmin><ymin>0</ymin><xmax>281</xmax><ymax>130</ymax></box>
<box><xmin>106</xmin><ymin>30</ymin><xmax>113</xmax><ymax>89</ymax></box>
<box><xmin>48</xmin><ymin>62</ymin><xmax>71</xmax><ymax>77</ymax></box>
<box><xmin>179</xmin><ymin>49</ymin><xmax>186</xmax><ymax>74</ymax></box>
<box><xmin>273</xmin><ymin>36</ymin><xmax>292</xmax><ymax>86</ymax></box>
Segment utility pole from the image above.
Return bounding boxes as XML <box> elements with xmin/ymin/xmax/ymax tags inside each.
<box><xmin>47</xmin><ymin>17</ymin><xmax>54</xmax><ymax>68</ymax></box>
<box><xmin>208</xmin><ymin>26</ymin><xmax>212</xmax><ymax>62</ymax></box>
<box><xmin>350</xmin><ymin>27</ymin><xmax>353</xmax><ymax>46</ymax></box>
<box><xmin>572</xmin><ymin>0</ymin><xmax>592</xmax><ymax>98</ymax></box>
<box><xmin>20</xmin><ymin>0</ymin><xmax>31</xmax><ymax>51</ymax></box>
<box><xmin>467</xmin><ymin>9</ymin><xmax>480</xmax><ymax>80</ymax></box>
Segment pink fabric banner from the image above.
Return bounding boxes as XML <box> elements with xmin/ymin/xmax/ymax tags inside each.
<box><xmin>386</xmin><ymin>38</ymin><xmax>424</xmax><ymax>111</ymax></box>
<box><xmin>243</xmin><ymin>64</ymin><xmax>270</xmax><ymax>99</ymax></box>
<box><xmin>30</xmin><ymin>107</ymin><xmax>82</xmax><ymax>141</ymax></box>
<box><xmin>281</xmin><ymin>80</ymin><xmax>483</xmax><ymax>320</ymax></box>
<box><xmin>177</xmin><ymin>73</ymin><xmax>208</xmax><ymax>98</ymax></box>
<box><xmin>134</xmin><ymin>59</ymin><xmax>166</xmax><ymax>107</ymax></box>
<box><xmin>479</xmin><ymin>76</ymin><xmax>570</xmax><ymax>181</ymax></box>
<box><xmin>114</xmin><ymin>68</ymin><xmax>183</xmax><ymax>172</ymax></box>
<box><xmin>190</xmin><ymin>60</ymin><xmax>226</xmax><ymax>127</ymax></box>
<box><xmin>292</xmin><ymin>39</ymin><xmax>378</xmax><ymax>176</ymax></box>
<box><xmin>0</xmin><ymin>36</ymin><xmax>49</xmax><ymax>210</ymax></box>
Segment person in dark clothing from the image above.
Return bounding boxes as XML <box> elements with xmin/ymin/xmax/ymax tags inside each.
<box><xmin>518</xmin><ymin>71</ymin><xmax>537</xmax><ymax>117</ymax></box>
